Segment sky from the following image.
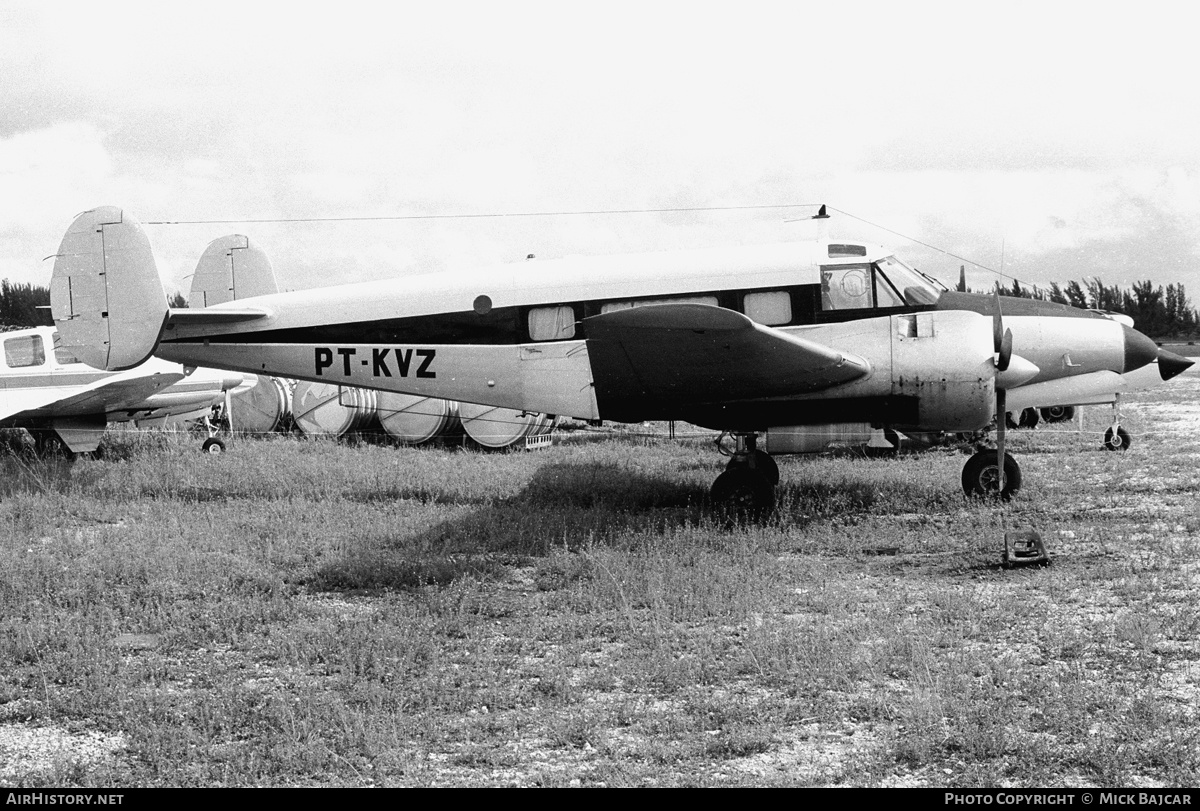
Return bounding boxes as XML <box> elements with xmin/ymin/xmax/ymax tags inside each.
<box><xmin>2</xmin><ymin>1</ymin><xmax>1198</xmax><ymax>300</ymax></box>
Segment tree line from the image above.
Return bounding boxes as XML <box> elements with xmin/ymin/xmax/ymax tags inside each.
<box><xmin>0</xmin><ymin>280</ymin><xmax>54</xmax><ymax>328</ymax></box>
<box><xmin>956</xmin><ymin>267</ymin><xmax>1197</xmax><ymax>339</ymax></box>
<box><xmin>0</xmin><ymin>282</ymin><xmax>188</xmax><ymax>331</ymax></box>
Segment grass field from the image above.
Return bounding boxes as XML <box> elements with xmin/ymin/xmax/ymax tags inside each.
<box><xmin>1</xmin><ymin>371</ymin><xmax>1198</xmax><ymax>787</ymax></box>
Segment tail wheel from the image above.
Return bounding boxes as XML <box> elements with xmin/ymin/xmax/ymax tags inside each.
<box><xmin>1103</xmin><ymin>427</ymin><xmax>1131</xmax><ymax>452</ymax></box>
<box><xmin>711</xmin><ymin>467</ymin><xmax>776</xmax><ymax>519</ymax></box>
<box><xmin>201</xmin><ymin>437</ymin><xmax>226</xmax><ymax>454</ymax></box>
<box><xmin>962</xmin><ymin>450</ymin><xmax>1022</xmax><ymax>500</ymax></box>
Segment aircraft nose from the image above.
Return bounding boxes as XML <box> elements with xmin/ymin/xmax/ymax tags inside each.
<box><xmin>1122</xmin><ymin>325</ymin><xmax>1160</xmax><ymax>373</ymax></box>
<box><xmin>1157</xmin><ymin>349</ymin><xmax>1195</xmax><ymax>381</ymax></box>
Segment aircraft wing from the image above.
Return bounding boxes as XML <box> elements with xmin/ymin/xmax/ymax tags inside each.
<box><xmin>2</xmin><ymin>370</ymin><xmax>187</xmax><ymax>421</ymax></box>
<box><xmin>584</xmin><ymin>303</ymin><xmax>870</xmax><ymax>420</ymax></box>
<box><xmin>0</xmin><ymin>387</ymin><xmax>94</xmax><ymax>423</ymax></box>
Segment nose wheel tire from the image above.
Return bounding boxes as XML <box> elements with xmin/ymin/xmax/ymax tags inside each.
<box><xmin>1103</xmin><ymin>426</ymin><xmax>1131</xmax><ymax>451</ymax></box>
<box><xmin>201</xmin><ymin>437</ymin><xmax>227</xmax><ymax>454</ymax></box>
<box><xmin>962</xmin><ymin>450</ymin><xmax>1022</xmax><ymax>500</ymax></box>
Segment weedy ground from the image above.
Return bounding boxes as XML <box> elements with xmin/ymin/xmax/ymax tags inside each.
<box><xmin>1</xmin><ymin>371</ymin><xmax>1198</xmax><ymax>787</ymax></box>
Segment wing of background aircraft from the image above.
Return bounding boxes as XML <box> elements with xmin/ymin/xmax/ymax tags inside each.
<box><xmin>0</xmin><ymin>326</ymin><xmax>249</xmax><ymax>455</ymax></box>
<box><xmin>8</xmin><ymin>363</ymin><xmax>186</xmax><ymax>420</ymax></box>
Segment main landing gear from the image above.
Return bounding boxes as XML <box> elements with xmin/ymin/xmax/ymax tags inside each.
<box><xmin>711</xmin><ymin>432</ymin><xmax>778</xmax><ymax>518</ymax></box>
<box><xmin>961</xmin><ymin>447</ymin><xmax>1022</xmax><ymax>500</ymax></box>
<box><xmin>962</xmin><ymin>381</ymin><xmax>1023</xmax><ymax>501</ymax></box>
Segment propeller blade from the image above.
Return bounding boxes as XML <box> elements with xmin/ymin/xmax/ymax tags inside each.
<box><xmin>997</xmin><ymin>328</ymin><xmax>1013</xmax><ymax>372</ymax></box>
<box><xmin>996</xmin><ymin>388</ymin><xmax>1007</xmax><ymax>495</ymax></box>
<box><xmin>992</xmin><ymin>292</ymin><xmax>1003</xmax><ymax>352</ymax></box>
<box><xmin>993</xmin><ymin>292</ymin><xmax>1013</xmax><ymax>372</ymax></box>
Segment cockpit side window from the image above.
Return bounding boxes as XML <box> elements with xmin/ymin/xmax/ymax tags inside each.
<box><xmin>821</xmin><ymin>257</ymin><xmax>944</xmax><ymax>313</ymax></box>
<box><xmin>820</xmin><ymin>264</ymin><xmax>874</xmax><ymax>310</ymax></box>
<box><xmin>875</xmin><ymin>255</ymin><xmax>943</xmax><ymax>306</ymax></box>
<box><xmin>873</xmin><ymin>271</ymin><xmax>906</xmax><ymax>307</ymax></box>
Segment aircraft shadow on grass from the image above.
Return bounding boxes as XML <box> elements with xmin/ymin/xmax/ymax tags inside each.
<box><xmin>308</xmin><ymin>458</ymin><xmax>937</xmax><ymax>593</ymax></box>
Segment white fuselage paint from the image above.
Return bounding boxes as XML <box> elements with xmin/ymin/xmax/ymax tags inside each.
<box><xmin>155</xmin><ymin>241</ymin><xmax>1003</xmax><ymax>431</ymax></box>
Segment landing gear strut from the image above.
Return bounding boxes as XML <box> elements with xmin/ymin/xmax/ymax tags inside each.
<box><xmin>962</xmin><ymin>384</ymin><xmax>1023</xmax><ymax>500</ymax></box>
<box><xmin>1103</xmin><ymin>394</ymin><xmax>1131</xmax><ymax>451</ymax></box>
<box><xmin>711</xmin><ymin>432</ymin><xmax>777</xmax><ymax>517</ymax></box>
<box><xmin>199</xmin><ymin>392</ymin><xmax>235</xmax><ymax>454</ymax></box>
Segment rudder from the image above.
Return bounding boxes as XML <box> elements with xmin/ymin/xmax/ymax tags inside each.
<box><xmin>50</xmin><ymin>206</ymin><xmax>167</xmax><ymax>371</ymax></box>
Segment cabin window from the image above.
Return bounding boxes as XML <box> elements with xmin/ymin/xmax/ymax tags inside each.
<box><xmin>828</xmin><ymin>243</ymin><xmax>867</xmax><ymax>258</ymax></box>
<box><xmin>820</xmin><ymin>265</ymin><xmax>874</xmax><ymax>311</ymax></box>
<box><xmin>600</xmin><ymin>295</ymin><xmax>719</xmax><ymax>314</ymax></box>
<box><xmin>4</xmin><ymin>334</ymin><xmax>46</xmax><ymax>368</ymax></box>
<box><xmin>743</xmin><ymin>291</ymin><xmax>792</xmax><ymax>325</ymax></box>
<box><xmin>527</xmin><ymin>305</ymin><xmax>576</xmax><ymax>341</ymax></box>
<box><xmin>51</xmin><ymin>332</ymin><xmax>80</xmax><ymax>365</ymax></box>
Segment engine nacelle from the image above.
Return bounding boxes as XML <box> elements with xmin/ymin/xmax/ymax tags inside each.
<box><xmin>888</xmin><ymin>311</ymin><xmax>996</xmax><ymax>431</ymax></box>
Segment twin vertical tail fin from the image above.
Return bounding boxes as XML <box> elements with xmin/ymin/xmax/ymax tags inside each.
<box><xmin>188</xmin><ymin>234</ymin><xmax>280</xmax><ymax>307</ymax></box>
<box><xmin>50</xmin><ymin>207</ymin><xmax>168</xmax><ymax>371</ymax></box>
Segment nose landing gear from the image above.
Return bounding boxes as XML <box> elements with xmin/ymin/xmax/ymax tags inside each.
<box><xmin>1103</xmin><ymin>394</ymin><xmax>1132</xmax><ymax>451</ymax></box>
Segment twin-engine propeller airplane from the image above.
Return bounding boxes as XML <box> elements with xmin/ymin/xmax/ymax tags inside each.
<box><xmin>50</xmin><ymin>206</ymin><xmax>1165</xmax><ymax>511</ymax></box>
<box><xmin>0</xmin><ymin>324</ymin><xmax>252</xmax><ymax>457</ymax></box>
<box><xmin>1003</xmin><ymin>340</ymin><xmax>1193</xmax><ymax>451</ymax></box>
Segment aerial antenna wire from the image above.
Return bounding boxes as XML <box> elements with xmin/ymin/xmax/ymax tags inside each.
<box><xmin>827</xmin><ymin>206</ymin><xmax>1046</xmax><ymax>295</ymax></box>
<box><xmin>142</xmin><ymin>202</ymin><xmax>823</xmax><ymax>226</ymax></box>
<box><xmin>141</xmin><ymin>201</ymin><xmax>1040</xmax><ymax>293</ymax></box>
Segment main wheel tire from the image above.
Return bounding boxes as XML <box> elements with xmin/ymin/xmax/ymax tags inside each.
<box><xmin>725</xmin><ymin>449</ymin><xmax>780</xmax><ymax>486</ymax></box>
<box><xmin>1103</xmin><ymin>426</ymin><xmax>1131</xmax><ymax>451</ymax></box>
<box><xmin>201</xmin><ymin>437</ymin><xmax>227</xmax><ymax>454</ymax></box>
<box><xmin>32</xmin><ymin>431</ymin><xmax>71</xmax><ymax>460</ymax></box>
<box><xmin>961</xmin><ymin>450</ymin><xmax>1022</xmax><ymax>500</ymax></box>
<box><xmin>1040</xmin><ymin>405</ymin><xmax>1075</xmax><ymax>423</ymax></box>
<box><xmin>711</xmin><ymin>467</ymin><xmax>776</xmax><ymax>519</ymax></box>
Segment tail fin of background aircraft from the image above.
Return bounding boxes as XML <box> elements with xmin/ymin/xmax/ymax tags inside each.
<box><xmin>50</xmin><ymin>207</ymin><xmax>168</xmax><ymax>371</ymax></box>
<box><xmin>189</xmin><ymin>235</ymin><xmax>280</xmax><ymax>307</ymax></box>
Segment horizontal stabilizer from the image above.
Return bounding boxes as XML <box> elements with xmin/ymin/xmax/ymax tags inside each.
<box><xmin>167</xmin><ymin>307</ymin><xmax>272</xmax><ymax>326</ymax></box>
<box><xmin>50</xmin><ymin>207</ymin><xmax>168</xmax><ymax>371</ymax></box>
<box><xmin>584</xmin><ymin>303</ymin><xmax>869</xmax><ymax>420</ymax></box>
